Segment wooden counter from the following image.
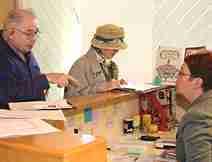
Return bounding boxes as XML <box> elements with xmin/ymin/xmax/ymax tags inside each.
<box><xmin>64</xmin><ymin>91</ymin><xmax>140</xmax><ymax>143</ymax></box>
<box><xmin>0</xmin><ymin>130</ymin><xmax>107</xmax><ymax>162</ymax></box>
<box><xmin>65</xmin><ymin>91</ymin><xmax>138</xmax><ymax>115</ymax></box>
<box><xmin>0</xmin><ymin>0</ymin><xmax>16</xmax><ymax>25</ymax></box>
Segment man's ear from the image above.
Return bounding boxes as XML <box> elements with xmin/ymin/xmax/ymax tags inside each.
<box><xmin>7</xmin><ymin>29</ymin><xmax>15</xmax><ymax>39</ymax></box>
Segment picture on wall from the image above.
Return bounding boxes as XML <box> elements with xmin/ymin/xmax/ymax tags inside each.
<box><xmin>154</xmin><ymin>46</ymin><xmax>185</xmax><ymax>85</ymax></box>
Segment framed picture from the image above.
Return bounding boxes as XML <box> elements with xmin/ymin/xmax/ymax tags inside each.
<box><xmin>154</xmin><ymin>46</ymin><xmax>185</xmax><ymax>85</ymax></box>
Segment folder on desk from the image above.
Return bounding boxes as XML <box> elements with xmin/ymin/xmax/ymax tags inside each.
<box><xmin>0</xmin><ymin>109</ymin><xmax>66</xmax><ymax>121</ymax></box>
<box><xmin>9</xmin><ymin>100</ymin><xmax>73</xmax><ymax>111</ymax></box>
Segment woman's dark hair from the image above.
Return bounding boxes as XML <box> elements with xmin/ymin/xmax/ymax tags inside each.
<box><xmin>185</xmin><ymin>53</ymin><xmax>212</xmax><ymax>92</ymax></box>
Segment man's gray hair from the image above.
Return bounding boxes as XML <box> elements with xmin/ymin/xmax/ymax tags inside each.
<box><xmin>3</xmin><ymin>9</ymin><xmax>36</xmax><ymax>30</ymax></box>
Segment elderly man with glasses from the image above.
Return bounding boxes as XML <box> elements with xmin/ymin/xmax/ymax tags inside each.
<box><xmin>0</xmin><ymin>9</ymin><xmax>79</xmax><ymax>107</ymax></box>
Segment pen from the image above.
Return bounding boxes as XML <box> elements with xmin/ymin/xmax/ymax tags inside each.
<box><xmin>134</xmin><ymin>157</ymin><xmax>138</xmax><ymax>162</ymax></box>
<box><xmin>38</xmin><ymin>106</ymin><xmax>76</xmax><ymax>111</ymax></box>
<box><xmin>47</xmin><ymin>105</ymin><xmax>57</xmax><ymax>108</ymax></box>
<box><xmin>38</xmin><ymin>108</ymin><xmax>72</xmax><ymax>110</ymax></box>
<box><xmin>21</xmin><ymin>106</ymin><xmax>75</xmax><ymax>111</ymax></box>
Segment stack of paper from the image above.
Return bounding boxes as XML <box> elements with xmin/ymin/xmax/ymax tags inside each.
<box><xmin>0</xmin><ymin>100</ymin><xmax>72</xmax><ymax>138</ymax></box>
<box><xmin>0</xmin><ymin>109</ymin><xmax>66</xmax><ymax>121</ymax></box>
<box><xmin>4</xmin><ymin>100</ymin><xmax>74</xmax><ymax>121</ymax></box>
<box><xmin>0</xmin><ymin>118</ymin><xmax>59</xmax><ymax>138</ymax></box>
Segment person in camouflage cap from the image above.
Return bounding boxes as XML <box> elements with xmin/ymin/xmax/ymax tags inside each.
<box><xmin>64</xmin><ymin>24</ymin><xmax>127</xmax><ymax>97</ymax></box>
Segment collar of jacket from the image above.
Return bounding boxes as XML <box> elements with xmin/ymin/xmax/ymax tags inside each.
<box><xmin>187</xmin><ymin>90</ymin><xmax>212</xmax><ymax>112</ymax></box>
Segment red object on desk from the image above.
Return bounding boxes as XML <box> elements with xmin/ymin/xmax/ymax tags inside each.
<box><xmin>139</xmin><ymin>87</ymin><xmax>171</xmax><ymax>131</ymax></box>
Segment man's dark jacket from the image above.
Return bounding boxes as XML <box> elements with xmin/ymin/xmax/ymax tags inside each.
<box><xmin>0</xmin><ymin>31</ymin><xmax>49</xmax><ymax>107</ymax></box>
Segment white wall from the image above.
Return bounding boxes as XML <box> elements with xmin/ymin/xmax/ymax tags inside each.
<box><xmin>153</xmin><ymin>0</ymin><xmax>212</xmax><ymax>50</ymax></box>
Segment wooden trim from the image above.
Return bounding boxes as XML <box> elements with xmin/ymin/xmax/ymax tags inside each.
<box><xmin>0</xmin><ymin>131</ymin><xmax>107</xmax><ymax>162</ymax></box>
<box><xmin>0</xmin><ymin>0</ymin><xmax>17</xmax><ymax>26</ymax></box>
<box><xmin>64</xmin><ymin>91</ymin><xmax>139</xmax><ymax>116</ymax></box>
<box><xmin>14</xmin><ymin>0</ymin><xmax>23</xmax><ymax>9</ymax></box>
<box><xmin>14</xmin><ymin>0</ymin><xmax>18</xmax><ymax>8</ymax></box>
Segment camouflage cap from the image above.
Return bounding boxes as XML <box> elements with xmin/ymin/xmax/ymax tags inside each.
<box><xmin>91</xmin><ymin>24</ymin><xmax>127</xmax><ymax>50</ymax></box>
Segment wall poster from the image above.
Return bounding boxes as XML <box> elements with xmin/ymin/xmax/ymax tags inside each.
<box><xmin>154</xmin><ymin>46</ymin><xmax>185</xmax><ymax>85</ymax></box>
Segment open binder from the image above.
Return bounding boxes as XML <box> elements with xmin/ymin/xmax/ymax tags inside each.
<box><xmin>114</xmin><ymin>82</ymin><xmax>161</xmax><ymax>93</ymax></box>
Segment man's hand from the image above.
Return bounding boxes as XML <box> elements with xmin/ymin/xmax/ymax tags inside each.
<box><xmin>119</xmin><ymin>78</ymin><xmax>127</xmax><ymax>85</ymax></box>
<box><xmin>96</xmin><ymin>79</ymin><xmax>128</xmax><ymax>92</ymax></box>
<box><xmin>45</xmin><ymin>73</ymin><xmax>80</xmax><ymax>88</ymax></box>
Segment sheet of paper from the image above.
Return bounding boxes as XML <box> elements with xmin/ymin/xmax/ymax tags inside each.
<box><xmin>0</xmin><ymin>118</ymin><xmax>59</xmax><ymax>138</ymax></box>
<box><xmin>0</xmin><ymin>109</ymin><xmax>65</xmax><ymax>120</ymax></box>
<box><xmin>9</xmin><ymin>100</ymin><xmax>73</xmax><ymax>110</ymax></box>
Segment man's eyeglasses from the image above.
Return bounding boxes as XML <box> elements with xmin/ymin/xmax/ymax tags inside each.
<box><xmin>14</xmin><ymin>28</ymin><xmax>40</xmax><ymax>38</ymax></box>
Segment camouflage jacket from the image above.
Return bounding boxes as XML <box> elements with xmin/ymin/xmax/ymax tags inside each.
<box><xmin>64</xmin><ymin>47</ymin><xmax>119</xmax><ymax>97</ymax></box>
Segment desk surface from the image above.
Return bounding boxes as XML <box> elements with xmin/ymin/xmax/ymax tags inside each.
<box><xmin>0</xmin><ymin>130</ymin><xmax>107</xmax><ymax>162</ymax></box>
<box><xmin>108</xmin><ymin>131</ymin><xmax>176</xmax><ymax>162</ymax></box>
